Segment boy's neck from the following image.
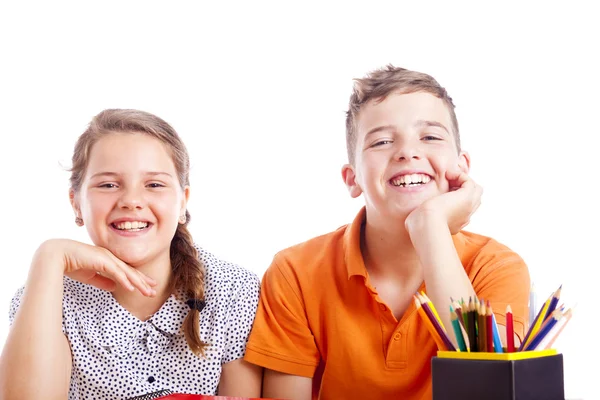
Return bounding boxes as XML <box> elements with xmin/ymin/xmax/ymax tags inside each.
<box><xmin>361</xmin><ymin>212</ymin><xmax>421</xmax><ymax>280</ymax></box>
<box><xmin>112</xmin><ymin>252</ymin><xmax>174</xmax><ymax>321</ymax></box>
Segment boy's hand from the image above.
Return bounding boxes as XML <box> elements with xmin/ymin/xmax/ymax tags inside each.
<box><xmin>406</xmin><ymin>167</ymin><xmax>483</xmax><ymax>235</ymax></box>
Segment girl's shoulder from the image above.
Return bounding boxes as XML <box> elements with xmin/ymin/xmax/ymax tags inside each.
<box><xmin>195</xmin><ymin>245</ymin><xmax>260</xmax><ymax>286</ymax></box>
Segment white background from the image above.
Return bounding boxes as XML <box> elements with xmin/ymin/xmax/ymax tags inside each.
<box><xmin>0</xmin><ymin>1</ymin><xmax>597</xmax><ymax>398</ymax></box>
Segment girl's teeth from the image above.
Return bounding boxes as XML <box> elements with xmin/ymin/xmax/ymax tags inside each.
<box><xmin>114</xmin><ymin>221</ymin><xmax>149</xmax><ymax>230</ymax></box>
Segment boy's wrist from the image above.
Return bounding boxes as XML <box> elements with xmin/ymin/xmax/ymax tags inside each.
<box><xmin>405</xmin><ymin>207</ymin><xmax>448</xmax><ymax>237</ymax></box>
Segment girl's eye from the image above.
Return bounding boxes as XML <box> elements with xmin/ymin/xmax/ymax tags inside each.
<box><xmin>99</xmin><ymin>183</ymin><xmax>117</xmax><ymax>188</ymax></box>
<box><xmin>423</xmin><ymin>135</ymin><xmax>442</xmax><ymax>141</ymax></box>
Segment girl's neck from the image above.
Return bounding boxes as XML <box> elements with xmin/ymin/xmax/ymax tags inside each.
<box><xmin>112</xmin><ymin>251</ymin><xmax>174</xmax><ymax>321</ymax></box>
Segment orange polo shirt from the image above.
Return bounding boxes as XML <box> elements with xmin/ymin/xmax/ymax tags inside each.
<box><xmin>244</xmin><ymin>207</ymin><xmax>530</xmax><ymax>399</ymax></box>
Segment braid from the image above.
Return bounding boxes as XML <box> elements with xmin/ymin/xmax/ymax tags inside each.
<box><xmin>170</xmin><ymin>210</ymin><xmax>207</xmax><ymax>356</ymax></box>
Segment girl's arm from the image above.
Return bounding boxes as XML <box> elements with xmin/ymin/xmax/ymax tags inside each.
<box><xmin>218</xmin><ymin>358</ymin><xmax>263</xmax><ymax>397</ymax></box>
<box><xmin>0</xmin><ymin>241</ymin><xmax>72</xmax><ymax>400</ymax></box>
<box><xmin>0</xmin><ymin>239</ymin><xmax>155</xmax><ymax>400</ymax></box>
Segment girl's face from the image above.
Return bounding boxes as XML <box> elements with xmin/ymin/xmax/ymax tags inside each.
<box><xmin>72</xmin><ymin>132</ymin><xmax>189</xmax><ymax>267</ymax></box>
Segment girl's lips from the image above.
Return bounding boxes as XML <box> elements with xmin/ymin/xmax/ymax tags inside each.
<box><xmin>109</xmin><ymin>222</ymin><xmax>153</xmax><ymax>237</ymax></box>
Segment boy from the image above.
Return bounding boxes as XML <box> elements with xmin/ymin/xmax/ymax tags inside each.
<box><xmin>244</xmin><ymin>65</ymin><xmax>530</xmax><ymax>399</ymax></box>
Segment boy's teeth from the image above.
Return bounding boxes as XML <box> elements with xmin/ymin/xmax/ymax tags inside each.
<box><xmin>391</xmin><ymin>173</ymin><xmax>431</xmax><ymax>186</ymax></box>
<box><xmin>114</xmin><ymin>221</ymin><xmax>149</xmax><ymax>230</ymax></box>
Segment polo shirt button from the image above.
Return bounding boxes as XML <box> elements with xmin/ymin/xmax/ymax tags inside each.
<box><xmin>394</xmin><ymin>333</ymin><xmax>401</xmax><ymax>341</ymax></box>
<box><xmin>379</xmin><ymin>304</ymin><xmax>387</xmax><ymax>311</ymax></box>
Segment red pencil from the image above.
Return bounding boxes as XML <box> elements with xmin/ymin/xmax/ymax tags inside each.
<box><xmin>506</xmin><ymin>305</ymin><xmax>515</xmax><ymax>352</ymax></box>
<box><xmin>486</xmin><ymin>301</ymin><xmax>493</xmax><ymax>352</ymax></box>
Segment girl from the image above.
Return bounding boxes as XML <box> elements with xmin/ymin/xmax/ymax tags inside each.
<box><xmin>0</xmin><ymin>109</ymin><xmax>262</xmax><ymax>400</ymax></box>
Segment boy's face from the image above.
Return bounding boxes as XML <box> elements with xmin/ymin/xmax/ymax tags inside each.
<box><xmin>342</xmin><ymin>91</ymin><xmax>470</xmax><ymax>221</ymax></box>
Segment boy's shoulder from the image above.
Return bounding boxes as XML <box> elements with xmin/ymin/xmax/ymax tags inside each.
<box><xmin>456</xmin><ymin>230</ymin><xmax>526</xmax><ymax>271</ymax></box>
<box><xmin>270</xmin><ymin>223</ymin><xmax>352</xmax><ymax>279</ymax></box>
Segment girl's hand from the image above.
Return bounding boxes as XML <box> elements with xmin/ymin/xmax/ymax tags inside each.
<box><xmin>37</xmin><ymin>239</ymin><xmax>157</xmax><ymax>296</ymax></box>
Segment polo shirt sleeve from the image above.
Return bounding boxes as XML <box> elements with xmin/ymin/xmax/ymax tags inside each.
<box><xmin>244</xmin><ymin>255</ymin><xmax>320</xmax><ymax>378</ymax></box>
<box><xmin>470</xmin><ymin>241</ymin><xmax>531</xmax><ymax>341</ymax></box>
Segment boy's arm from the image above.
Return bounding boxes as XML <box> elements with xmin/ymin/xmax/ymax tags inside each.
<box><xmin>243</xmin><ymin>256</ymin><xmax>319</xmax><ymax>400</ymax></box>
<box><xmin>262</xmin><ymin>370</ymin><xmax>312</xmax><ymax>400</ymax></box>
<box><xmin>406</xmin><ymin>207</ymin><xmax>477</xmax><ymax>347</ymax></box>
<box><xmin>406</xmin><ymin>169</ymin><xmax>529</xmax><ymax>345</ymax></box>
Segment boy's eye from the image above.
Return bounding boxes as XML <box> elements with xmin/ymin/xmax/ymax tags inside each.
<box><xmin>423</xmin><ymin>135</ymin><xmax>442</xmax><ymax>141</ymax></box>
<box><xmin>372</xmin><ymin>140</ymin><xmax>393</xmax><ymax>147</ymax></box>
<box><xmin>99</xmin><ymin>183</ymin><xmax>117</xmax><ymax>188</ymax></box>
<box><xmin>147</xmin><ymin>183</ymin><xmax>165</xmax><ymax>188</ymax></box>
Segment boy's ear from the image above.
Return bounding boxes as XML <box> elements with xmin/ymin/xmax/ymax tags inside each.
<box><xmin>458</xmin><ymin>151</ymin><xmax>471</xmax><ymax>174</ymax></box>
<box><xmin>341</xmin><ymin>164</ymin><xmax>363</xmax><ymax>198</ymax></box>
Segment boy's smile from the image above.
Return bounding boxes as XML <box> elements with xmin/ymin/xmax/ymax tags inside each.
<box><xmin>342</xmin><ymin>91</ymin><xmax>470</xmax><ymax>221</ymax></box>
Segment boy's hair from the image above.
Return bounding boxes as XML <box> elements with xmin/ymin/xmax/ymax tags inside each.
<box><xmin>345</xmin><ymin>64</ymin><xmax>460</xmax><ymax>164</ymax></box>
<box><xmin>69</xmin><ymin>109</ymin><xmax>207</xmax><ymax>357</ymax></box>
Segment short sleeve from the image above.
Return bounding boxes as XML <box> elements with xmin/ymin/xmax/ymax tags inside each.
<box><xmin>9</xmin><ymin>278</ymin><xmax>74</xmax><ymax>334</ymax></box>
<box><xmin>8</xmin><ymin>286</ymin><xmax>25</xmax><ymax>326</ymax></box>
<box><xmin>244</xmin><ymin>255</ymin><xmax>320</xmax><ymax>378</ymax></box>
<box><xmin>221</xmin><ymin>270</ymin><xmax>261</xmax><ymax>364</ymax></box>
<box><xmin>469</xmin><ymin>242</ymin><xmax>531</xmax><ymax>340</ymax></box>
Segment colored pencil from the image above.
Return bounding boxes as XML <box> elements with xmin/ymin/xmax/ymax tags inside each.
<box><xmin>414</xmin><ymin>297</ymin><xmax>447</xmax><ymax>351</ymax></box>
<box><xmin>485</xmin><ymin>302</ymin><xmax>493</xmax><ymax>352</ymax></box>
<box><xmin>420</xmin><ymin>292</ymin><xmax>445</xmax><ymax>332</ymax></box>
<box><xmin>536</xmin><ymin>308</ymin><xmax>573</xmax><ymax>350</ymax></box>
<box><xmin>477</xmin><ymin>301</ymin><xmax>486</xmax><ymax>352</ymax></box>
<box><xmin>520</xmin><ymin>292</ymin><xmax>552</xmax><ymax>351</ymax></box>
<box><xmin>415</xmin><ymin>295</ymin><xmax>456</xmax><ymax>351</ymax></box>
<box><xmin>450</xmin><ymin>307</ymin><xmax>467</xmax><ymax>352</ymax></box>
<box><xmin>506</xmin><ymin>305</ymin><xmax>515</xmax><ymax>352</ymax></box>
<box><xmin>467</xmin><ymin>297</ymin><xmax>477</xmax><ymax>352</ymax></box>
<box><xmin>543</xmin><ymin>285</ymin><xmax>562</xmax><ymax>322</ymax></box>
<box><xmin>529</xmin><ymin>282</ymin><xmax>536</xmax><ymax>327</ymax></box>
<box><xmin>524</xmin><ymin>310</ymin><xmax>562</xmax><ymax>351</ymax></box>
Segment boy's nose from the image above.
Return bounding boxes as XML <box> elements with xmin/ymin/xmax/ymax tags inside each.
<box><xmin>394</xmin><ymin>146</ymin><xmax>421</xmax><ymax>161</ymax></box>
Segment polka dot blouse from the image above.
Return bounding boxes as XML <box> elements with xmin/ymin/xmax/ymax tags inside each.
<box><xmin>9</xmin><ymin>246</ymin><xmax>260</xmax><ymax>400</ymax></box>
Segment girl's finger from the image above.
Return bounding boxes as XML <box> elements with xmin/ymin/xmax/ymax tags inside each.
<box><xmin>87</xmin><ymin>274</ymin><xmax>118</xmax><ymax>292</ymax></box>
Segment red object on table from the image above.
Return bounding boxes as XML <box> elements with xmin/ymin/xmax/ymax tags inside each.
<box><xmin>157</xmin><ymin>395</ymin><xmax>279</xmax><ymax>400</ymax></box>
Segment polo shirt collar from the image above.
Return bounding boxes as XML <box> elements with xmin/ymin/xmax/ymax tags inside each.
<box><xmin>344</xmin><ymin>206</ymin><xmax>368</xmax><ymax>279</ymax></box>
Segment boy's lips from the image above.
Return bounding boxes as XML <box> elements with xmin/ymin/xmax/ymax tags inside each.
<box><xmin>388</xmin><ymin>171</ymin><xmax>433</xmax><ymax>189</ymax></box>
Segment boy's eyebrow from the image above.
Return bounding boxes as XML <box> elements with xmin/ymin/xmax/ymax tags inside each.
<box><xmin>415</xmin><ymin>119</ymin><xmax>450</xmax><ymax>134</ymax></box>
<box><xmin>89</xmin><ymin>171</ymin><xmax>173</xmax><ymax>179</ymax></box>
<box><xmin>364</xmin><ymin>124</ymin><xmax>396</xmax><ymax>139</ymax></box>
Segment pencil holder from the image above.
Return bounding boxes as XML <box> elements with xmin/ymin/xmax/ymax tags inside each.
<box><xmin>431</xmin><ymin>349</ymin><xmax>564</xmax><ymax>400</ymax></box>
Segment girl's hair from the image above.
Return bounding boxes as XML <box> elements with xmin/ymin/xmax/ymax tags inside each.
<box><xmin>69</xmin><ymin>109</ymin><xmax>207</xmax><ymax>356</ymax></box>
